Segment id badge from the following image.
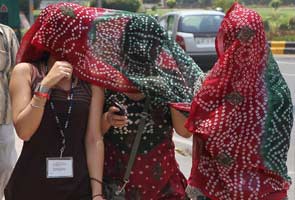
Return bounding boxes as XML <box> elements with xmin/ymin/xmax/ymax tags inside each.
<box><xmin>46</xmin><ymin>157</ymin><xmax>74</xmax><ymax>178</ymax></box>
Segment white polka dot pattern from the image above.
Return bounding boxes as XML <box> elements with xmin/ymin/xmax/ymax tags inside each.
<box><xmin>185</xmin><ymin>3</ymin><xmax>293</xmax><ymax>200</ymax></box>
<box><xmin>17</xmin><ymin>2</ymin><xmax>204</xmax><ymax>110</ymax></box>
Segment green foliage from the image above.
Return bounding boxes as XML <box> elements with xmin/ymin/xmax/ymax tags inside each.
<box><xmin>176</xmin><ymin>0</ymin><xmax>197</xmax><ymax>4</ymax></box>
<box><xmin>240</xmin><ymin>0</ymin><xmax>293</xmax><ymax>5</ymax></box>
<box><xmin>289</xmin><ymin>16</ymin><xmax>295</xmax><ymax>30</ymax></box>
<box><xmin>144</xmin><ymin>0</ymin><xmax>160</xmax><ymax>3</ymax></box>
<box><xmin>172</xmin><ymin>0</ymin><xmax>295</xmax><ymax>6</ymax></box>
<box><xmin>279</xmin><ymin>23</ymin><xmax>289</xmax><ymax>30</ymax></box>
<box><xmin>167</xmin><ymin>0</ymin><xmax>177</xmax><ymax>8</ymax></box>
<box><xmin>146</xmin><ymin>3</ymin><xmax>295</xmax><ymax>41</ymax></box>
<box><xmin>272</xmin><ymin>34</ymin><xmax>295</xmax><ymax>41</ymax></box>
<box><xmin>151</xmin><ymin>5</ymin><xmax>157</xmax><ymax>11</ymax></box>
<box><xmin>251</xmin><ymin>6</ymin><xmax>295</xmax><ymax>41</ymax></box>
<box><xmin>281</xmin><ymin>0</ymin><xmax>295</xmax><ymax>4</ymax></box>
<box><xmin>90</xmin><ymin>0</ymin><xmax>96</xmax><ymax>7</ymax></box>
<box><xmin>213</xmin><ymin>0</ymin><xmax>235</xmax><ymax>12</ymax></box>
<box><xmin>146</xmin><ymin>8</ymin><xmax>174</xmax><ymax>16</ymax></box>
<box><xmin>102</xmin><ymin>0</ymin><xmax>142</xmax><ymax>12</ymax></box>
<box><xmin>253</xmin><ymin>7</ymin><xmax>294</xmax><ymax>22</ymax></box>
<box><xmin>263</xmin><ymin>20</ymin><xmax>270</xmax><ymax>31</ymax></box>
<box><xmin>269</xmin><ymin>0</ymin><xmax>282</xmax><ymax>10</ymax></box>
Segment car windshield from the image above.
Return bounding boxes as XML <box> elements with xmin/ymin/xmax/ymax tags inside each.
<box><xmin>179</xmin><ymin>15</ymin><xmax>223</xmax><ymax>34</ymax></box>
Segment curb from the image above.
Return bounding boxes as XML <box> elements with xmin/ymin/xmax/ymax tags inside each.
<box><xmin>269</xmin><ymin>41</ymin><xmax>295</xmax><ymax>55</ymax></box>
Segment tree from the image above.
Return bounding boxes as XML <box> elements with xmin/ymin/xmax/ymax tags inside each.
<box><xmin>289</xmin><ymin>16</ymin><xmax>295</xmax><ymax>29</ymax></box>
<box><xmin>102</xmin><ymin>0</ymin><xmax>142</xmax><ymax>12</ymax></box>
<box><xmin>269</xmin><ymin>0</ymin><xmax>282</xmax><ymax>10</ymax></box>
<box><xmin>167</xmin><ymin>0</ymin><xmax>176</xmax><ymax>8</ymax></box>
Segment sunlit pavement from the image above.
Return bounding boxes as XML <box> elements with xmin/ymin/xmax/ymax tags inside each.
<box><xmin>6</xmin><ymin>55</ymin><xmax>295</xmax><ymax>200</ymax></box>
<box><xmin>277</xmin><ymin>55</ymin><xmax>295</xmax><ymax>199</ymax></box>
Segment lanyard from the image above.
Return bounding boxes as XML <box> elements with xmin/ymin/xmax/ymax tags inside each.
<box><xmin>50</xmin><ymin>83</ymin><xmax>74</xmax><ymax>158</ymax></box>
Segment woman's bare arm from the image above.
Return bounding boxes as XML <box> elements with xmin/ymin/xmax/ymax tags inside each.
<box><xmin>171</xmin><ymin>107</ymin><xmax>192</xmax><ymax>138</ymax></box>
<box><xmin>10</xmin><ymin>60</ymin><xmax>73</xmax><ymax>141</ymax></box>
<box><xmin>9</xmin><ymin>63</ymin><xmax>47</xmax><ymax>141</ymax></box>
<box><xmin>85</xmin><ymin>85</ymin><xmax>105</xmax><ymax>199</ymax></box>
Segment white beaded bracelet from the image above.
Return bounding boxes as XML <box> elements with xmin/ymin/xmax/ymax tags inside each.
<box><xmin>30</xmin><ymin>103</ymin><xmax>45</xmax><ymax>109</ymax></box>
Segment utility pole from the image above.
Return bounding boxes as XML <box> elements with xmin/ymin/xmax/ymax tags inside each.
<box><xmin>29</xmin><ymin>0</ymin><xmax>34</xmax><ymax>24</ymax></box>
<box><xmin>97</xmin><ymin>0</ymin><xmax>102</xmax><ymax>7</ymax></box>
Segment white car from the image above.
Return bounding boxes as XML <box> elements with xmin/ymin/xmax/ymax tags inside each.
<box><xmin>159</xmin><ymin>10</ymin><xmax>224</xmax><ymax>71</ymax></box>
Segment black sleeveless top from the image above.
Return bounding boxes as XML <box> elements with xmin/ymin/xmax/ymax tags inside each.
<box><xmin>5</xmin><ymin>65</ymin><xmax>92</xmax><ymax>200</ymax></box>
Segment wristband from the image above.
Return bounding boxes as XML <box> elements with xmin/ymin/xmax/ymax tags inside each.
<box><xmin>34</xmin><ymin>91</ymin><xmax>50</xmax><ymax>99</ymax></box>
<box><xmin>34</xmin><ymin>83</ymin><xmax>51</xmax><ymax>99</ymax></box>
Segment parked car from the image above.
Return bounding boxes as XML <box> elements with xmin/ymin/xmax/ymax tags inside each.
<box><xmin>159</xmin><ymin>10</ymin><xmax>224</xmax><ymax>72</ymax></box>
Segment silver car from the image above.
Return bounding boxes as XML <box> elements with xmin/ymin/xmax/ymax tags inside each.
<box><xmin>159</xmin><ymin>10</ymin><xmax>224</xmax><ymax>71</ymax></box>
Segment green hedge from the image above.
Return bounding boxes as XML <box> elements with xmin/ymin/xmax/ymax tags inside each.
<box><xmin>102</xmin><ymin>0</ymin><xmax>141</xmax><ymax>12</ymax></box>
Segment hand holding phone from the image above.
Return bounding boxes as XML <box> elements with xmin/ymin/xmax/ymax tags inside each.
<box><xmin>111</xmin><ymin>101</ymin><xmax>127</xmax><ymax>116</ymax></box>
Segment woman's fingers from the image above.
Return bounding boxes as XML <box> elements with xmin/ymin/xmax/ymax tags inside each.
<box><xmin>42</xmin><ymin>61</ymin><xmax>74</xmax><ymax>88</ymax></box>
<box><xmin>108</xmin><ymin>106</ymin><xmax>120</xmax><ymax>113</ymax></box>
<box><xmin>112</xmin><ymin>121</ymin><xmax>127</xmax><ymax>128</ymax></box>
<box><xmin>58</xmin><ymin>65</ymin><xmax>73</xmax><ymax>79</ymax></box>
<box><xmin>109</xmin><ymin>114</ymin><xmax>128</xmax><ymax>127</ymax></box>
<box><xmin>59</xmin><ymin>66</ymin><xmax>72</xmax><ymax>72</ymax></box>
<box><xmin>107</xmin><ymin>107</ymin><xmax>128</xmax><ymax>128</ymax></box>
<box><xmin>61</xmin><ymin>70</ymin><xmax>72</xmax><ymax>79</ymax></box>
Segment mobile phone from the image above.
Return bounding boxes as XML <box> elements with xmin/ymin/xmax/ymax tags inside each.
<box><xmin>111</xmin><ymin>101</ymin><xmax>127</xmax><ymax>116</ymax></box>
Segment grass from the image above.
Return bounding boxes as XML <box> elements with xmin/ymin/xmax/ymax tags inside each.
<box><xmin>251</xmin><ymin>6</ymin><xmax>294</xmax><ymax>21</ymax></box>
<box><xmin>252</xmin><ymin>6</ymin><xmax>295</xmax><ymax>41</ymax></box>
<box><xmin>272</xmin><ymin>34</ymin><xmax>295</xmax><ymax>41</ymax></box>
<box><xmin>252</xmin><ymin>6</ymin><xmax>294</xmax><ymax>28</ymax></box>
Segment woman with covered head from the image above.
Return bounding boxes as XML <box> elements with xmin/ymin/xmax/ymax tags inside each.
<box><xmin>5</xmin><ymin>2</ymin><xmax>204</xmax><ymax>200</ymax></box>
<box><xmin>185</xmin><ymin>3</ymin><xmax>293</xmax><ymax>200</ymax></box>
<box><xmin>98</xmin><ymin>11</ymin><xmax>204</xmax><ymax>200</ymax></box>
<box><xmin>88</xmin><ymin>5</ymin><xmax>204</xmax><ymax>199</ymax></box>
<box><xmin>4</xmin><ymin>4</ymin><xmax>116</xmax><ymax>200</ymax></box>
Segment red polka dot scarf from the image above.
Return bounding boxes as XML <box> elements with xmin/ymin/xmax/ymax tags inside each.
<box><xmin>17</xmin><ymin>3</ymin><xmax>204</xmax><ymax>109</ymax></box>
<box><xmin>185</xmin><ymin>3</ymin><xmax>293</xmax><ymax>200</ymax></box>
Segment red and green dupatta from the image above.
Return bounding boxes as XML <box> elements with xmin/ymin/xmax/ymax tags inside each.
<box><xmin>17</xmin><ymin>3</ymin><xmax>204</xmax><ymax>110</ymax></box>
<box><xmin>185</xmin><ymin>3</ymin><xmax>293</xmax><ymax>200</ymax></box>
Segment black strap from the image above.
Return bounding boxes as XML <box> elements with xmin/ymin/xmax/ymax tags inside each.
<box><xmin>123</xmin><ymin>97</ymin><xmax>150</xmax><ymax>182</ymax></box>
<box><xmin>92</xmin><ymin>194</ymin><xmax>103</xmax><ymax>199</ymax></box>
<box><xmin>90</xmin><ymin>177</ymin><xmax>103</xmax><ymax>185</ymax></box>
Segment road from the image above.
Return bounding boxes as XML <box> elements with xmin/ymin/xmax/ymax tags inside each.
<box><xmin>277</xmin><ymin>55</ymin><xmax>295</xmax><ymax>199</ymax></box>
<box><xmin>8</xmin><ymin>55</ymin><xmax>295</xmax><ymax>199</ymax></box>
<box><xmin>174</xmin><ymin>54</ymin><xmax>295</xmax><ymax>199</ymax></box>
